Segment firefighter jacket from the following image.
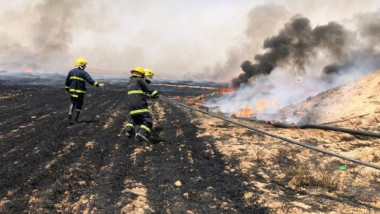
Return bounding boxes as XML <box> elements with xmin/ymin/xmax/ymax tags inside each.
<box><xmin>65</xmin><ymin>67</ymin><xmax>99</xmax><ymax>98</ymax></box>
<box><xmin>126</xmin><ymin>76</ymin><xmax>158</xmax><ymax>115</ymax></box>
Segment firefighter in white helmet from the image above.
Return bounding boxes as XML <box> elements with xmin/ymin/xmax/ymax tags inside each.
<box><xmin>65</xmin><ymin>58</ymin><xmax>104</xmax><ymax>122</ymax></box>
<box><xmin>125</xmin><ymin>67</ymin><xmax>158</xmax><ymax>143</ymax></box>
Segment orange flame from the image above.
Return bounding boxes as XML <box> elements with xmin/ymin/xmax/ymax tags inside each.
<box><xmin>186</xmin><ymin>93</ymin><xmax>206</xmax><ymax>107</ymax></box>
<box><xmin>234</xmin><ymin>98</ymin><xmax>282</xmax><ymax>118</ymax></box>
<box><xmin>186</xmin><ymin>98</ymin><xmax>195</xmax><ymax>105</ymax></box>
<box><xmin>235</xmin><ymin>106</ymin><xmax>255</xmax><ymax>117</ymax></box>
<box><xmin>25</xmin><ymin>66</ymin><xmax>34</xmax><ymax>73</ymax></box>
<box><xmin>218</xmin><ymin>87</ymin><xmax>234</xmax><ymax>93</ymax></box>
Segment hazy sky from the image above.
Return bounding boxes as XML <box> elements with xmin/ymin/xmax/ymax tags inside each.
<box><xmin>1</xmin><ymin>0</ymin><xmax>379</xmax><ymax>79</ymax></box>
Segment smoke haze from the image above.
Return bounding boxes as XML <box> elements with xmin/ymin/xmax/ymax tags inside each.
<box><xmin>0</xmin><ymin>0</ymin><xmax>379</xmax><ymax>81</ymax></box>
<box><xmin>231</xmin><ymin>16</ymin><xmax>350</xmax><ymax>87</ymax></box>
<box><xmin>0</xmin><ymin>0</ymin><xmax>253</xmax><ymax>78</ymax></box>
<box><xmin>206</xmin><ymin>5</ymin><xmax>380</xmax><ymax>123</ymax></box>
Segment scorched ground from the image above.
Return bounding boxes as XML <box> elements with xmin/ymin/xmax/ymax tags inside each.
<box><xmin>0</xmin><ymin>83</ymin><xmax>379</xmax><ymax>213</ymax></box>
<box><xmin>0</xmin><ymin>84</ymin><xmax>267</xmax><ymax>213</ymax></box>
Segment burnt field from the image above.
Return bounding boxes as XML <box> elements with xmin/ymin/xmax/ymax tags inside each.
<box><xmin>1</xmin><ymin>83</ymin><xmax>379</xmax><ymax>213</ymax></box>
<box><xmin>0</xmin><ymin>84</ymin><xmax>267</xmax><ymax>213</ymax></box>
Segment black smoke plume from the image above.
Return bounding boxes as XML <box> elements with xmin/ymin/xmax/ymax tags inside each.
<box><xmin>232</xmin><ymin>15</ymin><xmax>348</xmax><ymax>88</ymax></box>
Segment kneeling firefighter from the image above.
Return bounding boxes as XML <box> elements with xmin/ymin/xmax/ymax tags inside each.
<box><xmin>125</xmin><ymin>67</ymin><xmax>158</xmax><ymax>143</ymax></box>
<box><xmin>65</xmin><ymin>58</ymin><xmax>104</xmax><ymax>122</ymax></box>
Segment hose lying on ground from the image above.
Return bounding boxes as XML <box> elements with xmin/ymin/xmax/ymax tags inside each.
<box><xmin>236</xmin><ymin>117</ymin><xmax>380</xmax><ymax>138</ymax></box>
<box><xmin>273</xmin><ymin>123</ymin><xmax>380</xmax><ymax>138</ymax></box>
<box><xmin>159</xmin><ymin>96</ymin><xmax>380</xmax><ymax>171</ymax></box>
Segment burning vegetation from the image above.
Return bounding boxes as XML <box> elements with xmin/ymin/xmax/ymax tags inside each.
<box><xmin>203</xmin><ymin>12</ymin><xmax>380</xmax><ymax>126</ymax></box>
<box><xmin>1</xmin><ymin>70</ymin><xmax>380</xmax><ymax>213</ymax></box>
<box><xmin>231</xmin><ymin>98</ymin><xmax>283</xmax><ymax>119</ymax></box>
<box><xmin>1</xmin><ymin>2</ymin><xmax>380</xmax><ymax>213</ymax></box>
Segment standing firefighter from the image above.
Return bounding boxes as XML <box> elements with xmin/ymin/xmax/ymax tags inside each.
<box><xmin>144</xmin><ymin>68</ymin><xmax>154</xmax><ymax>84</ymax></box>
<box><xmin>125</xmin><ymin>67</ymin><xmax>158</xmax><ymax>143</ymax></box>
<box><xmin>65</xmin><ymin>58</ymin><xmax>103</xmax><ymax>122</ymax></box>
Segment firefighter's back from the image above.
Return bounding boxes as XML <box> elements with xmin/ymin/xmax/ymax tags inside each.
<box><xmin>68</xmin><ymin>68</ymin><xmax>87</xmax><ymax>90</ymax></box>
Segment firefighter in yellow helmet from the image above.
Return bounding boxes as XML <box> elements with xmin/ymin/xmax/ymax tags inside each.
<box><xmin>144</xmin><ymin>68</ymin><xmax>154</xmax><ymax>84</ymax></box>
<box><xmin>125</xmin><ymin>66</ymin><xmax>158</xmax><ymax>143</ymax></box>
<box><xmin>65</xmin><ymin>58</ymin><xmax>104</xmax><ymax>122</ymax></box>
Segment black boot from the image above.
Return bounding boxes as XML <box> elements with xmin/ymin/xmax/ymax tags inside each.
<box><xmin>68</xmin><ymin>103</ymin><xmax>74</xmax><ymax>119</ymax></box>
<box><xmin>136</xmin><ymin>133</ymin><xmax>150</xmax><ymax>143</ymax></box>
<box><xmin>125</xmin><ymin>131</ymin><xmax>133</xmax><ymax>138</ymax></box>
<box><xmin>74</xmin><ymin>110</ymin><xmax>80</xmax><ymax>122</ymax></box>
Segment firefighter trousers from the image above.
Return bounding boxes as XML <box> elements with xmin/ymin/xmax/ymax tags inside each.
<box><xmin>70</xmin><ymin>94</ymin><xmax>85</xmax><ymax>110</ymax></box>
<box><xmin>125</xmin><ymin>112</ymin><xmax>153</xmax><ymax>138</ymax></box>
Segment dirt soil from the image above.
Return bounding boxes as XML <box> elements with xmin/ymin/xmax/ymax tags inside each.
<box><xmin>0</xmin><ymin>79</ymin><xmax>379</xmax><ymax>213</ymax></box>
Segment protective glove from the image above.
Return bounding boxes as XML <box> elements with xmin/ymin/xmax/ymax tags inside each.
<box><xmin>65</xmin><ymin>88</ymin><xmax>70</xmax><ymax>94</ymax></box>
<box><xmin>95</xmin><ymin>82</ymin><xmax>104</xmax><ymax>87</ymax></box>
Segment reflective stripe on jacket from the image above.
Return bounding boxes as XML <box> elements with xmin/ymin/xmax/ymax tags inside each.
<box><xmin>65</xmin><ymin>67</ymin><xmax>98</xmax><ymax>97</ymax></box>
<box><xmin>126</xmin><ymin>76</ymin><xmax>158</xmax><ymax>114</ymax></box>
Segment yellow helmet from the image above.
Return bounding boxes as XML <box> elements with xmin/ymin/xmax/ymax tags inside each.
<box><xmin>144</xmin><ymin>68</ymin><xmax>154</xmax><ymax>77</ymax></box>
<box><xmin>131</xmin><ymin>66</ymin><xmax>145</xmax><ymax>75</ymax></box>
<box><xmin>75</xmin><ymin>58</ymin><xmax>87</xmax><ymax>67</ymax></box>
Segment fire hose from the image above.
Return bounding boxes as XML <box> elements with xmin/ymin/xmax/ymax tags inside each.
<box><xmin>159</xmin><ymin>96</ymin><xmax>380</xmax><ymax>171</ymax></box>
<box><xmin>273</xmin><ymin>123</ymin><xmax>380</xmax><ymax>138</ymax></box>
<box><xmin>237</xmin><ymin>118</ymin><xmax>380</xmax><ymax>138</ymax></box>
